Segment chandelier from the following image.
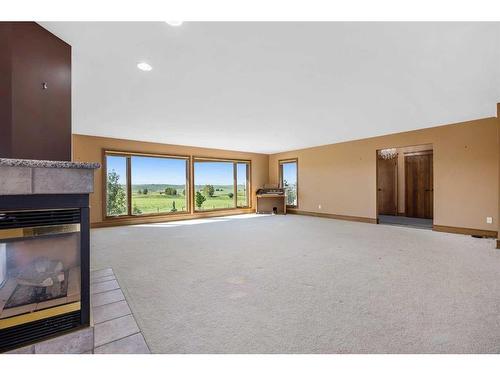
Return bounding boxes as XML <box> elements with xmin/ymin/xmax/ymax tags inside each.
<box><xmin>379</xmin><ymin>148</ymin><xmax>397</xmax><ymax>160</ymax></box>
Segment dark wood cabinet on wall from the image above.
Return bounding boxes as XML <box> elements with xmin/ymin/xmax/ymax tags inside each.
<box><xmin>0</xmin><ymin>22</ymin><xmax>71</xmax><ymax>161</ymax></box>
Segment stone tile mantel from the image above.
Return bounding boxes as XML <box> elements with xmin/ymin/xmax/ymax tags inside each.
<box><xmin>0</xmin><ymin>158</ymin><xmax>100</xmax><ymax>169</ymax></box>
<box><xmin>0</xmin><ymin>158</ymin><xmax>100</xmax><ymax>195</ymax></box>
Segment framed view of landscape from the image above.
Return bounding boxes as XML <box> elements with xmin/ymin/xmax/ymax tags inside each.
<box><xmin>105</xmin><ymin>154</ymin><xmax>129</xmax><ymax>216</ymax></box>
<box><xmin>193</xmin><ymin>158</ymin><xmax>251</xmax><ymax>212</ymax></box>
<box><xmin>104</xmin><ymin>151</ymin><xmax>189</xmax><ymax>218</ymax></box>
<box><xmin>236</xmin><ymin>162</ymin><xmax>250</xmax><ymax>208</ymax></box>
<box><xmin>130</xmin><ymin>155</ymin><xmax>188</xmax><ymax>215</ymax></box>
<box><xmin>279</xmin><ymin>158</ymin><xmax>298</xmax><ymax>207</ymax></box>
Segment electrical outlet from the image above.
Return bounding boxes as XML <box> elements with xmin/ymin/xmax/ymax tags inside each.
<box><xmin>318</xmin><ymin>204</ymin><xmax>322</xmax><ymax>210</ymax></box>
<box><xmin>486</xmin><ymin>217</ymin><xmax>493</xmax><ymax>224</ymax></box>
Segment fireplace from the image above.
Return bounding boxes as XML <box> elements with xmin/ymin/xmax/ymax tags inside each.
<box><xmin>0</xmin><ymin>215</ymin><xmax>81</xmax><ymax>312</ymax></box>
<box><xmin>0</xmin><ymin>159</ymin><xmax>98</xmax><ymax>353</ymax></box>
<box><xmin>0</xmin><ymin>196</ymin><xmax>90</xmax><ymax>352</ymax></box>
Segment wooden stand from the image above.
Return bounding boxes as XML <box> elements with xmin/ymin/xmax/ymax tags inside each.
<box><xmin>256</xmin><ymin>194</ymin><xmax>286</xmax><ymax>214</ymax></box>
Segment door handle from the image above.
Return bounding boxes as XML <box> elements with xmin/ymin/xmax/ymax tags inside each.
<box><xmin>377</xmin><ymin>188</ymin><xmax>382</xmax><ymax>191</ymax></box>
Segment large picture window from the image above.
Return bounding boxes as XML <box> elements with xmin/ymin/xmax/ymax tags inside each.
<box><xmin>279</xmin><ymin>159</ymin><xmax>298</xmax><ymax>207</ymax></box>
<box><xmin>193</xmin><ymin>159</ymin><xmax>251</xmax><ymax>211</ymax></box>
<box><xmin>105</xmin><ymin>152</ymin><xmax>189</xmax><ymax>217</ymax></box>
<box><xmin>131</xmin><ymin>156</ymin><xmax>188</xmax><ymax>215</ymax></box>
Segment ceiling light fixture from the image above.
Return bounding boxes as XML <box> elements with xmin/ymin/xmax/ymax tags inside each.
<box><xmin>165</xmin><ymin>21</ymin><xmax>183</xmax><ymax>26</ymax></box>
<box><xmin>137</xmin><ymin>62</ymin><xmax>152</xmax><ymax>72</ymax></box>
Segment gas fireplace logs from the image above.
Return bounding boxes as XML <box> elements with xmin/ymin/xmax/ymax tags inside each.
<box><xmin>0</xmin><ymin>260</ymin><xmax>81</xmax><ymax>319</ymax></box>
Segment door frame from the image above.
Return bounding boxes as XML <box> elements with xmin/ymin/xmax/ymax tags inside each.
<box><xmin>404</xmin><ymin>150</ymin><xmax>434</xmax><ymax>219</ymax></box>
<box><xmin>375</xmin><ymin>144</ymin><xmax>434</xmax><ymax>224</ymax></box>
<box><xmin>376</xmin><ymin>152</ymin><xmax>399</xmax><ymax>218</ymax></box>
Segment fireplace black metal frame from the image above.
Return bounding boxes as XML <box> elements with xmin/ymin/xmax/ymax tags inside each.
<box><xmin>0</xmin><ymin>194</ymin><xmax>90</xmax><ymax>352</ymax></box>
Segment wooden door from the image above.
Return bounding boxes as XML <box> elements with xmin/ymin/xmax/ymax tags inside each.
<box><xmin>377</xmin><ymin>157</ymin><xmax>398</xmax><ymax>215</ymax></box>
<box><xmin>405</xmin><ymin>152</ymin><xmax>433</xmax><ymax>219</ymax></box>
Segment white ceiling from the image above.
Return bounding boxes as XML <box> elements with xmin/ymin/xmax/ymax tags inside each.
<box><xmin>40</xmin><ymin>22</ymin><xmax>500</xmax><ymax>154</ymax></box>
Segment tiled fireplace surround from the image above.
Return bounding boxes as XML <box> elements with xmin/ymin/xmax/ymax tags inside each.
<box><xmin>0</xmin><ymin>159</ymin><xmax>149</xmax><ymax>354</ymax></box>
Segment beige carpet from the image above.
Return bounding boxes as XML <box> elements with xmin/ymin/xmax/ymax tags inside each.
<box><xmin>90</xmin><ymin>214</ymin><xmax>500</xmax><ymax>353</ymax></box>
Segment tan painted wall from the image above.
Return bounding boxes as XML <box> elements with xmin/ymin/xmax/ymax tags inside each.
<box><xmin>269</xmin><ymin>117</ymin><xmax>499</xmax><ymax>232</ymax></box>
<box><xmin>72</xmin><ymin>134</ymin><xmax>269</xmax><ymax>225</ymax></box>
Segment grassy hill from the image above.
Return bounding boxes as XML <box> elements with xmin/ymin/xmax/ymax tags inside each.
<box><xmin>128</xmin><ymin>184</ymin><xmax>248</xmax><ymax>214</ymax></box>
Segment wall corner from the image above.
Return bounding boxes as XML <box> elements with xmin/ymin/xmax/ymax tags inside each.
<box><xmin>497</xmin><ymin>103</ymin><xmax>500</xmax><ymax>243</ymax></box>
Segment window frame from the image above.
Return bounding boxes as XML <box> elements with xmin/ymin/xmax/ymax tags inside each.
<box><xmin>279</xmin><ymin>158</ymin><xmax>298</xmax><ymax>208</ymax></box>
<box><xmin>236</xmin><ymin>161</ymin><xmax>251</xmax><ymax>209</ymax></box>
<box><xmin>103</xmin><ymin>150</ymin><xmax>190</xmax><ymax>219</ymax></box>
<box><xmin>192</xmin><ymin>157</ymin><xmax>252</xmax><ymax>212</ymax></box>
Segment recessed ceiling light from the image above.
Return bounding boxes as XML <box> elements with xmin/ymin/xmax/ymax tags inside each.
<box><xmin>137</xmin><ymin>62</ymin><xmax>152</xmax><ymax>72</ymax></box>
<box><xmin>165</xmin><ymin>21</ymin><xmax>183</xmax><ymax>26</ymax></box>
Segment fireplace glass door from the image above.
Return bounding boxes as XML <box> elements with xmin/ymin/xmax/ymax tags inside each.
<box><xmin>0</xmin><ymin>209</ymin><xmax>81</xmax><ymax>330</ymax></box>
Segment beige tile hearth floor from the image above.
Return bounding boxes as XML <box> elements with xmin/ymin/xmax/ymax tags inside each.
<box><xmin>91</xmin><ymin>268</ymin><xmax>150</xmax><ymax>354</ymax></box>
